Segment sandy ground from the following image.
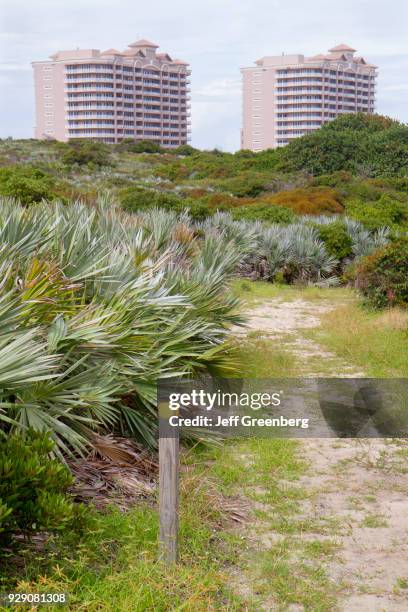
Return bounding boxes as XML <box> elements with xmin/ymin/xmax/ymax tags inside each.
<box><xmin>235</xmin><ymin>297</ymin><xmax>408</xmax><ymax>611</ymax></box>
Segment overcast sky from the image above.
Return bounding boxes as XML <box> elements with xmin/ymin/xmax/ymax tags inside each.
<box><xmin>0</xmin><ymin>0</ymin><xmax>407</xmax><ymax>151</ymax></box>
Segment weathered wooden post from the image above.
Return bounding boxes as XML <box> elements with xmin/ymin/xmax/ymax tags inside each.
<box><xmin>158</xmin><ymin>400</ymin><xmax>179</xmax><ymax>563</ymax></box>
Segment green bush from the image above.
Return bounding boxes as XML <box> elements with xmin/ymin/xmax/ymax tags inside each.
<box><xmin>346</xmin><ymin>194</ymin><xmax>408</xmax><ymax>230</ymax></box>
<box><xmin>119</xmin><ymin>186</ymin><xmax>209</xmax><ymax>220</ymax></box>
<box><xmin>0</xmin><ymin>165</ymin><xmax>55</xmax><ymax>204</ymax></box>
<box><xmin>61</xmin><ymin>140</ymin><xmax>112</xmax><ymax>167</ymax></box>
<box><xmin>354</xmin><ymin>237</ymin><xmax>408</xmax><ymax>308</ymax></box>
<box><xmin>314</xmin><ymin>221</ymin><xmax>353</xmax><ymax>260</ymax></box>
<box><xmin>279</xmin><ymin>113</ymin><xmax>408</xmax><ymax>176</ymax></box>
<box><xmin>173</xmin><ymin>144</ymin><xmax>198</xmax><ymax>156</ymax></box>
<box><xmin>216</xmin><ymin>175</ymin><xmax>266</xmax><ymax>197</ymax></box>
<box><xmin>0</xmin><ymin>431</ymin><xmax>78</xmax><ymax>546</ymax></box>
<box><xmin>116</xmin><ymin>139</ymin><xmax>164</xmax><ymax>154</ymax></box>
<box><xmin>232</xmin><ymin>204</ymin><xmax>295</xmax><ymax>224</ymax></box>
<box><xmin>119</xmin><ymin>186</ymin><xmax>163</xmax><ymax>211</ymax></box>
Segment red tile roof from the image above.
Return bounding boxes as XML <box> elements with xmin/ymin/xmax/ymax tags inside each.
<box><xmin>329</xmin><ymin>44</ymin><xmax>356</xmax><ymax>52</ymax></box>
<box><xmin>128</xmin><ymin>39</ymin><xmax>159</xmax><ymax>48</ymax></box>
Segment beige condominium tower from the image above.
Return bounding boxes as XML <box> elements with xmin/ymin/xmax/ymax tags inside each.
<box><xmin>241</xmin><ymin>44</ymin><xmax>377</xmax><ymax>151</ymax></box>
<box><xmin>32</xmin><ymin>39</ymin><xmax>190</xmax><ymax>146</ymax></box>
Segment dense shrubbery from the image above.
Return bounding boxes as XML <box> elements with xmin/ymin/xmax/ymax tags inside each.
<box><xmin>173</xmin><ymin>144</ymin><xmax>199</xmax><ymax>156</ymax></box>
<box><xmin>119</xmin><ymin>186</ymin><xmax>209</xmax><ymax>219</ymax></box>
<box><xmin>60</xmin><ymin>140</ymin><xmax>113</xmax><ymax>167</ymax></box>
<box><xmin>0</xmin><ymin>197</ymin><xmax>243</xmax><ymax>453</ymax></box>
<box><xmin>116</xmin><ymin>139</ymin><xmax>164</xmax><ymax>154</ymax></box>
<box><xmin>0</xmin><ymin>165</ymin><xmax>55</xmax><ymax>204</ymax></box>
<box><xmin>265</xmin><ymin>187</ymin><xmax>344</xmax><ymax>215</ymax></box>
<box><xmin>232</xmin><ymin>204</ymin><xmax>295</xmax><ymax>224</ymax></box>
<box><xmin>314</xmin><ymin>221</ymin><xmax>353</xmax><ymax>260</ymax></box>
<box><xmin>345</xmin><ymin>194</ymin><xmax>408</xmax><ymax>230</ymax></box>
<box><xmin>214</xmin><ymin>175</ymin><xmax>267</xmax><ymax>197</ymax></box>
<box><xmin>0</xmin><ymin>431</ymin><xmax>78</xmax><ymax>546</ymax></box>
<box><xmin>280</xmin><ymin>114</ymin><xmax>408</xmax><ymax>177</ymax></box>
<box><xmin>353</xmin><ymin>237</ymin><xmax>408</xmax><ymax>308</ymax></box>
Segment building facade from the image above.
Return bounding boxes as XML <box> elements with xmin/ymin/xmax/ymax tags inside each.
<box><xmin>32</xmin><ymin>39</ymin><xmax>190</xmax><ymax>146</ymax></box>
<box><xmin>241</xmin><ymin>44</ymin><xmax>377</xmax><ymax>151</ymax></box>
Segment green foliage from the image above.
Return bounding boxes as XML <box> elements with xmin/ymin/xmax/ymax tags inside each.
<box><xmin>119</xmin><ymin>186</ymin><xmax>170</xmax><ymax>211</ymax></box>
<box><xmin>0</xmin><ymin>165</ymin><xmax>55</xmax><ymax>204</ymax></box>
<box><xmin>323</xmin><ymin>113</ymin><xmax>397</xmax><ymax>134</ymax></box>
<box><xmin>119</xmin><ymin>186</ymin><xmax>209</xmax><ymax>219</ymax></box>
<box><xmin>315</xmin><ymin>221</ymin><xmax>353</xmax><ymax>260</ymax></box>
<box><xmin>61</xmin><ymin>140</ymin><xmax>112</xmax><ymax>167</ymax></box>
<box><xmin>346</xmin><ymin>194</ymin><xmax>408</xmax><ymax>230</ymax></box>
<box><xmin>354</xmin><ymin>237</ymin><xmax>408</xmax><ymax>308</ymax></box>
<box><xmin>280</xmin><ymin>113</ymin><xmax>408</xmax><ymax>176</ymax></box>
<box><xmin>232</xmin><ymin>204</ymin><xmax>295</xmax><ymax>224</ymax></box>
<box><xmin>116</xmin><ymin>139</ymin><xmax>164</xmax><ymax>154</ymax></box>
<box><xmin>280</xmin><ymin>129</ymin><xmax>361</xmax><ymax>175</ymax></box>
<box><xmin>173</xmin><ymin>144</ymin><xmax>199</xmax><ymax>156</ymax></box>
<box><xmin>0</xmin><ymin>431</ymin><xmax>77</xmax><ymax>546</ymax></box>
<box><xmin>215</xmin><ymin>175</ymin><xmax>266</xmax><ymax>197</ymax></box>
<box><xmin>0</xmin><ymin>198</ymin><xmax>243</xmax><ymax>452</ymax></box>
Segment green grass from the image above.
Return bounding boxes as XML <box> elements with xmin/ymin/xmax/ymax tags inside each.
<box><xmin>309</xmin><ymin>301</ymin><xmax>408</xmax><ymax>377</ymax></box>
<box><xmin>232</xmin><ymin>279</ymin><xmax>353</xmax><ymax>304</ymax></box>
<box><xmin>0</xmin><ymin>457</ymin><xmax>247</xmax><ymax>612</ymax></box>
<box><xmin>360</xmin><ymin>513</ymin><xmax>389</xmax><ymax>528</ymax></box>
<box><xmin>255</xmin><ymin>540</ymin><xmax>338</xmax><ymax>611</ymax></box>
<box><xmin>0</xmin><ymin>439</ymin><xmax>313</xmax><ymax>611</ymax></box>
<box><xmin>236</xmin><ymin>336</ymin><xmax>300</xmax><ymax>377</ymax></box>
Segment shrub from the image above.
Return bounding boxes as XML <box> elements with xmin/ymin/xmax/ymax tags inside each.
<box><xmin>61</xmin><ymin>140</ymin><xmax>112</xmax><ymax>167</ymax></box>
<box><xmin>346</xmin><ymin>194</ymin><xmax>408</xmax><ymax>230</ymax></box>
<box><xmin>119</xmin><ymin>186</ymin><xmax>172</xmax><ymax>212</ymax></box>
<box><xmin>353</xmin><ymin>237</ymin><xmax>408</xmax><ymax>308</ymax></box>
<box><xmin>216</xmin><ymin>175</ymin><xmax>266</xmax><ymax>198</ymax></box>
<box><xmin>0</xmin><ymin>165</ymin><xmax>55</xmax><ymax>204</ymax></box>
<box><xmin>120</xmin><ymin>186</ymin><xmax>210</xmax><ymax>220</ymax></box>
<box><xmin>173</xmin><ymin>144</ymin><xmax>198</xmax><ymax>156</ymax></box>
<box><xmin>279</xmin><ymin>113</ymin><xmax>408</xmax><ymax>176</ymax></box>
<box><xmin>266</xmin><ymin>187</ymin><xmax>344</xmax><ymax>215</ymax></box>
<box><xmin>279</xmin><ymin>129</ymin><xmax>361</xmax><ymax>175</ymax></box>
<box><xmin>311</xmin><ymin>171</ymin><xmax>353</xmax><ymax>189</ymax></box>
<box><xmin>232</xmin><ymin>204</ymin><xmax>295</xmax><ymax>224</ymax></box>
<box><xmin>205</xmin><ymin>192</ymin><xmax>253</xmax><ymax>210</ymax></box>
<box><xmin>314</xmin><ymin>221</ymin><xmax>353</xmax><ymax>260</ymax></box>
<box><xmin>116</xmin><ymin>139</ymin><xmax>164</xmax><ymax>154</ymax></box>
<box><xmin>0</xmin><ymin>431</ymin><xmax>77</xmax><ymax>546</ymax></box>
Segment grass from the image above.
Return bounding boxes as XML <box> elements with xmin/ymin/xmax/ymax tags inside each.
<box><xmin>310</xmin><ymin>301</ymin><xmax>408</xmax><ymax>377</ymax></box>
<box><xmin>0</xmin><ymin>456</ymin><xmax>247</xmax><ymax>612</ymax></box>
<box><xmin>236</xmin><ymin>335</ymin><xmax>300</xmax><ymax>377</ymax></box>
<box><xmin>196</xmin><ymin>439</ymin><xmax>342</xmax><ymax>610</ymax></box>
<box><xmin>360</xmin><ymin>513</ymin><xmax>389</xmax><ymax>528</ymax></box>
<box><xmin>232</xmin><ymin>279</ymin><xmax>352</xmax><ymax>304</ymax></box>
<box><xmin>1</xmin><ymin>438</ymin><xmax>340</xmax><ymax>611</ymax></box>
<box><xmin>255</xmin><ymin>540</ymin><xmax>338</xmax><ymax>611</ymax></box>
<box><xmin>0</xmin><ymin>438</ymin><xmax>316</xmax><ymax>611</ymax></box>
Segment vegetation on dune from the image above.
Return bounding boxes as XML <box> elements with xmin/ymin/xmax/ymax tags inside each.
<box><xmin>0</xmin><ymin>190</ymin><xmax>390</xmax><ymax>465</ymax></box>
<box><xmin>1</xmin><ymin>113</ymin><xmax>408</xmax><ymax>232</ymax></box>
<box><xmin>0</xmin><ymin>113</ymin><xmax>407</xmax><ymax>598</ymax></box>
<box><xmin>0</xmin><ymin>431</ymin><xmax>82</xmax><ymax>547</ymax></box>
<box><xmin>279</xmin><ymin>113</ymin><xmax>408</xmax><ymax>176</ymax></box>
<box><xmin>352</xmin><ymin>236</ymin><xmax>408</xmax><ymax>308</ymax></box>
<box><xmin>0</xmin><ymin>198</ymin><xmax>244</xmax><ymax>456</ymax></box>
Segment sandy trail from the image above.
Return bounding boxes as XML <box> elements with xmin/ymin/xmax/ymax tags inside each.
<box><xmin>236</xmin><ymin>296</ymin><xmax>408</xmax><ymax>611</ymax></box>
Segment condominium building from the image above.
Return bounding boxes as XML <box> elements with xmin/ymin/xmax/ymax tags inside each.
<box><xmin>32</xmin><ymin>39</ymin><xmax>190</xmax><ymax>146</ymax></box>
<box><xmin>241</xmin><ymin>44</ymin><xmax>377</xmax><ymax>151</ymax></box>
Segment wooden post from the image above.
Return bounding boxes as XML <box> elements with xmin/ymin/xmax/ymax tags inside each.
<box><xmin>158</xmin><ymin>403</ymin><xmax>179</xmax><ymax>563</ymax></box>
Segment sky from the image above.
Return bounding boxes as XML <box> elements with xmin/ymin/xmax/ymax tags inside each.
<box><xmin>0</xmin><ymin>0</ymin><xmax>407</xmax><ymax>151</ymax></box>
